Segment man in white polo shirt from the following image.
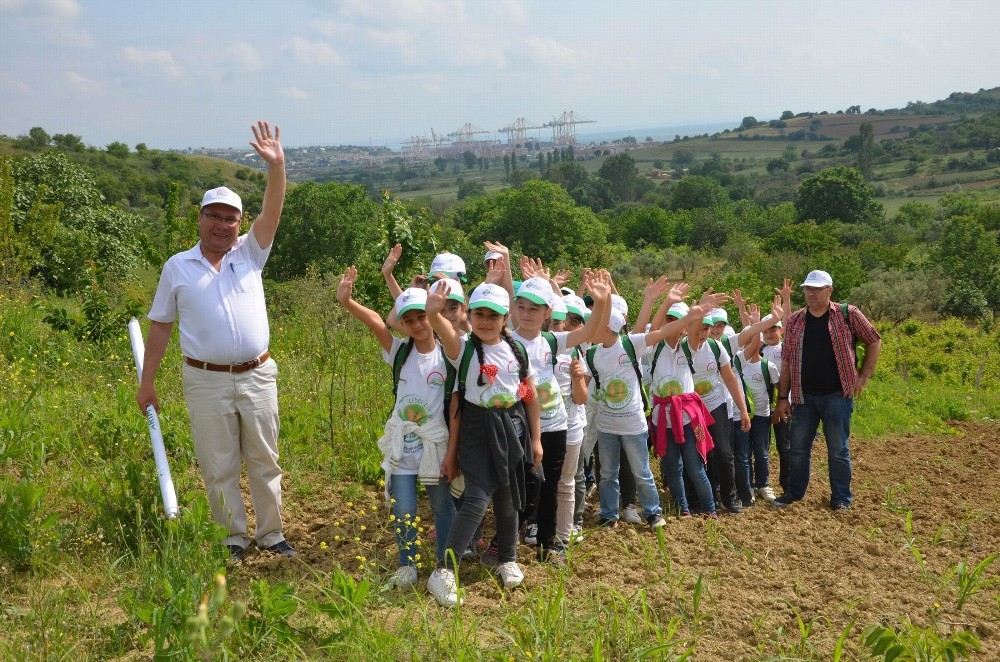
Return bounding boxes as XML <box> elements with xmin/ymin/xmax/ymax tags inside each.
<box><xmin>136</xmin><ymin>121</ymin><xmax>292</xmax><ymax>560</ymax></box>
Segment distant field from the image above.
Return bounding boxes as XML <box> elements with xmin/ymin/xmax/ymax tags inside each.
<box><xmin>734</xmin><ymin>112</ymin><xmax>958</xmax><ymax>141</ymax></box>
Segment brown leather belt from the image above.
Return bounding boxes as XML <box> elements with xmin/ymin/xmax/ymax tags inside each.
<box><xmin>184</xmin><ymin>351</ymin><xmax>270</xmax><ymax>373</ymax></box>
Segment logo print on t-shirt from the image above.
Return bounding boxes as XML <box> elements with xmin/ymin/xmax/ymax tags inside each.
<box><xmin>694</xmin><ymin>380</ymin><xmax>713</xmax><ymax>396</ymax></box>
<box><xmin>537</xmin><ymin>381</ymin><xmax>561</xmax><ymax>413</ymax></box>
<box><xmin>604</xmin><ymin>378</ymin><xmax>630</xmax><ymax>409</ymax></box>
<box><xmin>654</xmin><ymin>379</ymin><xmax>683</xmax><ymax>397</ymax></box>
<box><xmin>427</xmin><ymin>370</ymin><xmax>445</xmax><ymax>387</ymax></box>
<box><xmin>399</xmin><ymin>401</ymin><xmax>429</xmax><ymax>425</ymax></box>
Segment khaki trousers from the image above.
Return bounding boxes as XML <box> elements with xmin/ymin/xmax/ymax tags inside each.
<box><xmin>182</xmin><ymin>358</ymin><xmax>284</xmax><ymax>548</ymax></box>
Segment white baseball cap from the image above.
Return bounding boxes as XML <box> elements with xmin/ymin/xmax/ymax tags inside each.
<box><xmin>667</xmin><ymin>302</ymin><xmax>689</xmax><ymax>320</ymax></box>
<box><xmin>430</xmin><ymin>252</ymin><xmax>467</xmax><ymax>277</ymax></box>
<box><xmin>439</xmin><ymin>277</ymin><xmax>465</xmax><ymax>303</ymax></box>
<box><xmin>200</xmin><ymin>186</ymin><xmax>242</xmax><ymax>213</ymax></box>
<box><xmin>563</xmin><ymin>294</ymin><xmax>589</xmax><ymax>320</ymax></box>
<box><xmin>484</xmin><ymin>250</ymin><xmax>503</xmax><ymax>262</ymax></box>
<box><xmin>468</xmin><ymin>283</ymin><xmax>509</xmax><ymax>315</ymax></box>
<box><xmin>611</xmin><ymin>294</ymin><xmax>628</xmax><ymax>317</ymax></box>
<box><xmin>516</xmin><ymin>277</ymin><xmax>553</xmax><ymax>307</ymax></box>
<box><xmin>801</xmin><ymin>270</ymin><xmax>833</xmax><ymax>288</ymax></box>
<box><xmin>762</xmin><ymin>313</ymin><xmax>783</xmax><ymax>328</ymax></box>
<box><xmin>608</xmin><ymin>308</ymin><xmax>626</xmax><ymax>333</ymax></box>
<box><xmin>710</xmin><ymin>308</ymin><xmax>728</xmax><ymax>325</ymax></box>
<box><xmin>395</xmin><ymin>288</ymin><xmax>428</xmax><ymax>317</ymax></box>
<box><xmin>550</xmin><ymin>295</ymin><xmax>568</xmax><ymax>321</ymax></box>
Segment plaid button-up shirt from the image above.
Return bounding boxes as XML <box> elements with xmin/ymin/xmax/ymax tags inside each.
<box><xmin>782</xmin><ymin>301</ymin><xmax>881</xmax><ymax>405</ymax></box>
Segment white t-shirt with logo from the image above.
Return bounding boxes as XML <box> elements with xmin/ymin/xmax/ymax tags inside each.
<box><xmin>762</xmin><ymin>341</ymin><xmax>783</xmax><ymax>368</ymax></box>
<box><xmin>382</xmin><ymin>337</ymin><xmax>449</xmax><ymax>475</ymax></box>
<box><xmin>590</xmin><ymin>333</ymin><xmax>650</xmax><ymax>436</ymax></box>
<box><xmin>450</xmin><ymin>337</ymin><xmax>536</xmax><ymax>409</ymax></box>
<box><xmin>513</xmin><ymin>330</ymin><xmax>570</xmax><ymax>433</ymax></box>
<box><xmin>738</xmin><ymin>355</ymin><xmax>780</xmax><ymax>418</ymax></box>
<box><xmin>649</xmin><ymin>341</ymin><xmax>696</xmax><ymax>428</ymax></box>
<box><xmin>683</xmin><ymin>339</ymin><xmax>731</xmax><ymax>413</ymax></box>
<box><xmin>555</xmin><ymin>345</ymin><xmax>591</xmax><ymax>441</ymax></box>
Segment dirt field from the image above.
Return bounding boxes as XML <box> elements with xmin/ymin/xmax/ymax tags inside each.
<box><xmin>235</xmin><ymin>423</ymin><xmax>999</xmax><ymax>659</ymax></box>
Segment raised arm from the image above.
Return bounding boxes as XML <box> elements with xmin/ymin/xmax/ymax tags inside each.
<box><xmin>335</xmin><ymin>267</ymin><xmax>394</xmax><ymax>352</ymax></box>
<box><xmin>247</xmin><ymin>121</ymin><xmax>286</xmax><ymax>250</ymax></box>
<box><xmin>381</xmin><ymin>243</ymin><xmax>404</xmax><ymax>300</ymax></box>
<box><xmin>720</xmin><ymin>364</ymin><xmax>751</xmax><ymax>431</ymax></box>
<box><xmin>426</xmin><ymin>281</ymin><xmax>462</xmax><ymax>360</ymax></box>
<box><xmin>733</xmin><ymin>289</ymin><xmax>750</xmax><ymax>327</ymax></box>
<box><xmin>735</xmin><ymin>296</ymin><xmax>782</xmax><ymax>347</ymax></box>
<box><xmin>645</xmin><ymin>282</ymin><xmax>692</xmax><ymax>347</ymax></box>
<box><xmin>634</xmin><ymin>276</ymin><xmax>669</xmax><ymax>331</ymax></box>
<box><xmin>484</xmin><ymin>240</ymin><xmax>514</xmax><ymax>297</ymax></box>
<box><xmin>567</xmin><ymin>270</ymin><xmax>611</xmax><ymax>347</ymax></box>
<box><xmin>776</xmin><ymin>278</ymin><xmax>793</xmax><ymax>323</ymax></box>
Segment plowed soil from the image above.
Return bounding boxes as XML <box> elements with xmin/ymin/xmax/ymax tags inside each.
<box><xmin>237</xmin><ymin>423</ymin><xmax>1000</xmax><ymax>659</ymax></box>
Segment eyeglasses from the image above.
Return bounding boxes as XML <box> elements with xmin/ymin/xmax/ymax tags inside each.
<box><xmin>202</xmin><ymin>211</ymin><xmax>242</xmax><ymax>224</ymax></box>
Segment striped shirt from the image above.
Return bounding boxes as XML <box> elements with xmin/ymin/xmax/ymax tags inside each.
<box><xmin>782</xmin><ymin>301</ymin><xmax>880</xmax><ymax>405</ymax></box>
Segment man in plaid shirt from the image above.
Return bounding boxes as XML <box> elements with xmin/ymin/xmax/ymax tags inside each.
<box><xmin>772</xmin><ymin>270</ymin><xmax>881</xmax><ymax>510</ymax></box>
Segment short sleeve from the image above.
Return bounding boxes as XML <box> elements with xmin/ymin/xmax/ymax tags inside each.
<box><xmin>244</xmin><ymin>229</ymin><xmax>272</xmax><ymax>269</ymax></box>
<box><xmin>148</xmin><ymin>260</ymin><xmax>178</xmax><ymax>323</ymax></box>
<box><xmin>382</xmin><ymin>336</ymin><xmax>404</xmax><ymax>365</ymax></box>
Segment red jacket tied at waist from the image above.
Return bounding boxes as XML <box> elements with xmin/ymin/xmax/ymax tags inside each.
<box><xmin>651</xmin><ymin>393</ymin><xmax>715</xmax><ymax>462</ymax></box>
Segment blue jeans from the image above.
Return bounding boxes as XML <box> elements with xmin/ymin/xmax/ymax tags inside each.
<box><xmin>734</xmin><ymin>416</ymin><xmax>773</xmax><ymax>494</ymax></box>
<box><xmin>658</xmin><ymin>424</ymin><xmax>715</xmax><ymax>515</ymax></box>
<box><xmin>597</xmin><ymin>431</ymin><xmax>662</xmax><ymax>521</ymax></box>
<box><xmin>389</xmin><ymin>474</ymin><xmax>455</xmax><ymax>566</ymax></box>
<box><xmin>786</xmin><ymin>394</ymin><xmax>854</xmax><ymax>506</ymax></box>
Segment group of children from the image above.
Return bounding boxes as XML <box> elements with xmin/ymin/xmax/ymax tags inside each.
<box><xmin>336</xmin><ymin>244</ymin><xmax>791</xmax><ymax>607</ymax></box>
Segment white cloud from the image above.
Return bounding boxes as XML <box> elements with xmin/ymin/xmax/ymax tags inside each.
<box><xmin>288</xmin><ymin>37</ymin><xmax>344</xmax><ymax>66</ymax></box>
<box><xmin>122</xmin><ymin>47</ymin><xmax>182</xmax><ymax>79</ymax></box>
<box><xmin>281</xmin><ymin>86</ymin><xmax>309</xmax><ymax>100</ymax></box>
<box><xmin>227</xmin><ymin>42</ymin><xmax>263</xmax><ymax>72</ymax></box>
<box><xmin>0</xmin><ymin>0</ymin><xmax>80</xmax><ymax>19</ymax></box>
<box><xmin>65</xmin><ymin>70</ymin><xmax>102</xmax><ymax>94</ymax></box>
<box><xmin>523</xmin><ymin>37</ymin><xmax>583</xmax><ymax>68</ymax></box>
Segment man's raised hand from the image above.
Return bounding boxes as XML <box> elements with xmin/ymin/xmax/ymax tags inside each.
<box><xmin>249</xmin><ymin>121</ymin><xmax>284</xmax><ymax>167</ymax></box>
<box><xmin>698</xmin><ymin>288</ymin><xmax>730</xmax><ymax>309</ymax></box>
<box><xmin>666</xmin><ymin>282</ymin><xmax>690</xmax><ymax>306</ymax></box>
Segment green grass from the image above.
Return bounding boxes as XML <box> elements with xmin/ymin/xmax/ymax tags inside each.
<box><xmin>1</xmin><ymin>285</ymin><xmax>997</xmax><ymax>659</ymax></box>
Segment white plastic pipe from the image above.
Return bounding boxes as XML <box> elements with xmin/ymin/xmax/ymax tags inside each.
<box><xmin>127</xmin><ymin>317</ymin><xmax>180</xmax><ymax>519</ymax></box>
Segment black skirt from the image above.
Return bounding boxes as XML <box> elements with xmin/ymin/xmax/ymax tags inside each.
<box><xmin>458</xmin><ymin>401</ymin><xmax>530</xmax><ymax>511</ymax></box>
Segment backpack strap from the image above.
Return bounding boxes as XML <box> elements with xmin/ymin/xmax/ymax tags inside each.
<box><xmin>391</xmin><ymin>338</ymin><xmax>415</xmax><ymax>400</ymax></box>
<box><xmin>731</xmin><ymin>352</ymin><xmax>753</xmax><ymax>415</ymax></box>
<box><xmin>721</xmin><ymin>335</ymin><xmax>733</xmax><ymax>359</ymax></box>
<box><xmin>511</xmin><ymin>339</ymin><xmax>529</xmax><ymax>382</ymax></box>
<box><xmin>585</xmin><ymin>345</ymin><xmax>600</xmax><ymax>391</ymax></box>
<box><xmin>621</xmin><ymin>335</ymin><xmax>649</xmax><ymax>411</ymax></box>
<box><xmin>650</xmin><ymin>340</ymin><xmax>667</xmax><ymax>378</ymax></box>
<box><xmin>455</xmin><ymin>339</ymin><xmax>476</xmax><ymax>400</ymax></box>
<box><xmin>706</xmin><ymin>338</ymin><xmax>723</xmax><ymax>370</ymax></box>
<box><xmin>762</xmin><ymin>359</ymin><xmax>776</xmax><ymax>406</ymax></box>
<box><xmin>541</xmin><ymin>331</ymin><xmax>559</xmax><ymax>370</ymax></box>
<box><xmin>840</xmin><ymin>302</ymin><xmax>862</xmax><ymax>369</ymax></box>
<box><xmin>680</xmin><ymin>339</ymin><xmax>695</xmax><ymax>375</ymax></box>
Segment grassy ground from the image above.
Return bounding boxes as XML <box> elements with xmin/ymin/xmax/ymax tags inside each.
<box><xmin>1</xmin><ymin>284</ymin><xmax>998</xmax><ymax>659</ymax></box>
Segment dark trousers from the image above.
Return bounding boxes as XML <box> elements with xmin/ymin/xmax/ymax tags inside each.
<box><xmin>773</xmin><ymin>418</ymin><xmax>790</xmax><ymax>493</ymax></box>
<box><xmin>706</xmin><ymin>404</ymin><xmax>737</xmax><ymax>507</ymax></box>
<box><xmin>535</xmin><ymin>430</ymin><xmax>567</xmax><ymax>550</ymax></box>
<box><xmin>444</xmin><ymin>481</ymin><xmax>518</xmax><ymax>568</ymax></box>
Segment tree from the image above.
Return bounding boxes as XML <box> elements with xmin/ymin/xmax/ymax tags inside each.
<box><xmin>106</xmin><ymin>142</ymin><xmax>130</xmax><ymax>158</ymax></box>
<box><xmin>933</xmin><ymin>214</ymin><xmax>1000</xmax><ymax>315</ymax></box>
<box><xmin>795</xmin><ymin>166</ymin><xmax>883</xmax><ymax>224</ymax></box>
<box><xmin>780</xmin><ymin>110</ymin><xmax>795</xmax><ymax>120</ymax></box>
<box><xmin>669</xmin><ymin>175</ymin><xmax>728</xmax><ymax>211</ymax></box>
<box><xmin>597</xmin><ymin>153</ymin><xmax>641</xmax><ymax>201</ymax></box>
<box><xmin>28</xmin><ymin>127</ymin><xmax>51</xmax><ymax>148</ymax></box>
<box><xmin>740</xmin><ymin>116</ymin><xmax>758</xmax><ymax>130</ymax></box>
<box><xmin>614</xmin><ymin>205</ymin><xmax>677</xmax><ymax>248</ymax></box>
<box><xmin>457</xmin><ymin>180</ymin><xmax>485</xmax><ymax>200</ymax></box>
<box><xmin>857</xmin><ymin>122</ymin><xmax>874</xmax><ymax>179</ymax></box>
<box><xmin>51</xmin><ymin>133</ymin><xmax>84</xmax><ymax>152</ymax></box>
<box><xmin>537</xmin><ymin>153</ymin><xmax>545</xmax><ymax>172</ymax></box>
<box><xmin>454</xmin><ymin>180</ymin><xmax>607</xmax><ymax>265</ymax></box>
<box><xmin>268</xmin><ymin>181</ymin><xmax>380</xmax><ymax>281</ymax></box>
<box><xmin>502</xmin><ymin>154</ymin><xmax>510</xmax><ymax>176</ymax></box>
<box><xmin>433</xmin><ymin>157</ymin><xmax>447</xmax><ymax>172</ymax></box>
<box><xmin>462</xmin><ymin>150</ymin><xmax>477</xmax><ymax>170</ymax></box>
<box><xmin>766</xmin><ymin>158</ymin><xmax>789</xmax><ymax>174</ymax></box>
<box><xmin>135</xmin><ymin>143</ymin><xmax>148</xmax><ymax>155</ymax></box>
<box><xmin>671</xmin><ymin>148</ymin><xmax>695</xmax><ymax>167</ymax></box>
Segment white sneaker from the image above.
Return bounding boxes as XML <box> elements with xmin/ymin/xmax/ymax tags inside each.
<box><xmin>647</xmin><ymin>514</ymin><xmax>667</xmax><ymax>529</ymax></box>
<box><xmin>388</xmin><ymin>565</ymin><xmax>418</xmax><ymax>589</ymax></box>
<box><xmin>570</xmin><ymin>524</ymin><xmax>585</xmax><ymax>543</ymax></box>
<box><xmin>756</xmin><ymin>486</ymin><xmax>777</xmax><ymax>503</ymax></box>
<box><xmin>496</xmin><ymin>561</ymin><xmax>524</xmax><ymax>589</ymax></box>
<box><xmin>427</xmin><ymin>568</ymin><xmax>461</xmax><ymax>607</ymax></box>
<box><xmin>523</xmin><ymin>523</ymin><xmax>538</xmax><ymax>546</ymax></box>
<box><xmin>622</xmin><ymin>504</ymin><xmax>643</xmax><ymax>524</ymax></box>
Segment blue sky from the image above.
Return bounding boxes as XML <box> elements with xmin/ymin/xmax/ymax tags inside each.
<box><xmin>2</xmin><ymin>0</ymin><xmax>998</xmax><ymax>149</ymax></box>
